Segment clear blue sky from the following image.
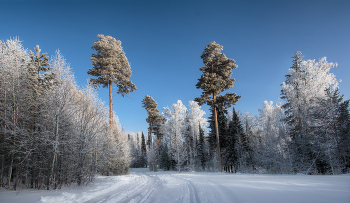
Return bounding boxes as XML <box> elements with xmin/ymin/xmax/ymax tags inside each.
<box><xmin>1</xmin><ymin>0</ymin><xmax>349</xmax><ymax>135</ymax></box>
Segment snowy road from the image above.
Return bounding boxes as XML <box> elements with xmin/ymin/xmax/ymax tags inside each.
<box><xmin>1</xmin><ymin>168</ymin><xmax>349</xmax><ymax>203</ymax></box>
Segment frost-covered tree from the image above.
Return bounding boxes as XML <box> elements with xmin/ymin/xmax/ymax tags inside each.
<box><xmin>0</xmin><ymin>39</ymin><xmax>132</xmax><ymax>190</ymax></box>
<box><xmin>45</xmin><ymin>50</ymin><xmax>76</xmax><ymax>189</ymax></box>
<box><xmin>255</xmin><ymin>101</ymin><xmax>289</xmax><ymax>173</ymax></box>
<box><xmin>0</xmin><ymin>38</ymin><xmax>29</xmax><ymax>189</ymax></box>
<box><xmin>336</xmin><ymin>99</ymin><xmax>350</xmax><ymax>172</ymax></box>
<box><xmin>129</xmin><ymin>132</ymin><xmax>146</xmax><ymax>168</ymax></box>
<box><xmin>311</xmin><ymin>89</ymin><xmax>350</xmax><ymax>174</ymax></box>
<box><xmin>88</xmin><ymin>34</ymin><xmax>137</xmax><ymax>125</ymax></box>
<box><xmin>197</xmin><ymin>124</ymin><xmax>207</xmax><ymax>170</ymax></box>
<box><xmin>182</xmin><ymin>111</ymin><xmax>193</xmax><ymax>170</ymax></box>
<box><xmin>281</xmin><ymin>51</ymin><xmax>340</xmax><ymax>174</ymax></box>
<box><xmin>163</xmin><ymin>100</ymin><xmax>187</xmax><ymax>172</ymax></box>
<box><xmin>142</xmin><ymin>95</ymin><xmax>161</xmax><ymax>171</ymax></box>
<box><xmin>195</xmin><ymin>41</ymin><xmax>241</xmax><ymax>172</ymax></box>
<box><xmin>188</xmin><ymin>101</ymin><xmax>207</xmax><ymax>170</ymax></box>
<box><xmin>24</xmin><ymin>45</ymin><xmax>56</xmax><ymax>190</ymax></box>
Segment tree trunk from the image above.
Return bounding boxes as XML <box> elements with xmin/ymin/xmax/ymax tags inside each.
<box><xmin>8</xmin><ymin>153</ymin><xmax>14</xmax><ymax>189</ymax></box>
<box><xmin>1</xmin><ymin>91</ymin><xmax>5</xmax><ymax>187</ymax></box>
<box><xmin>14</xmin><ymin>166</ymin><xmax>19</xmax><ymax>191</ymax></box>
<box><xmin>150</xmin><ymin>122</ymin><xmax>153</xmax><ymax>145</ymax></box>
<box><xmin>0</xmin><ymin>155</ymin><xmax>4</xmax><ymax>187</ymax></box>
<box><xmin>109</xmin><ymin>79</ymin><xmax>113</xmax><ymax>125</ymax></box>
<box><xmin>49</xmin><ymin>114</ymin><xmax>60</xmax><ymax>190</ymax></box>
<box><xmin>214</xmin><ymin>105</ymin><xmax>222</xmax><ymax>172</ymax></box>
<box><xmin>211</xmin><ymin>63</ymin><xmax>222</xmax><ymax>173</ymax></box>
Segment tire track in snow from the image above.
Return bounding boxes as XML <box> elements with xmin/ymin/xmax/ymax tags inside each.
<box><xmin>84</xmin><ymin>174</ymin><xmax>150</xmax><ymax>203</ymax></box>
<box><xmin>119</xmin><ymin>174</ymin><xmax>164</xmax><ymax>203</ymax></box>
<box><xmin>171</xmin><ymin>174</ymin><xmax>201</xmax><ymax>203</ymax></box>
<box><xmin>199</xmin><ymin>178</ymin><xmax>243</xmax><ymax>203</ymax></box>
<box><xmin>184</xmin><ymin>178</ymin><xmax>201</xmax><ymax>203</ymax></box>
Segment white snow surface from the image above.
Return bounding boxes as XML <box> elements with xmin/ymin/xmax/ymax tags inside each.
<box><xmin>1</xmin><ymin>168</ymin><xmax>349</xmax><ymax>203</ymax></box>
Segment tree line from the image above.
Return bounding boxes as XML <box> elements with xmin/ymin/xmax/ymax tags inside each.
<box><xmin>1</xmin><ymin>35</ymin><xmax>349</xmax><ymax>192</ymax></box>
<box><xmin>0</xmin><ymin>38</ymin><xmax>130</xmax><ymax>191</ymax></box>
<box><xmin>130</xmin><ymin>43</ymin><xmax>349</xmax><ymax>175</ymax></box>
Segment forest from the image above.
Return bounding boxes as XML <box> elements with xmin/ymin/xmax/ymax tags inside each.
<box><xmin>1</xmin><ymin>36</ymin><xmax>349</xmax><ymax>191</ymax></box>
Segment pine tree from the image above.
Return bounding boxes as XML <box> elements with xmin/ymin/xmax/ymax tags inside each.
<box><xmin>142</xmin><ymin>95</ymin><xmax>161</xmax><ymax>171</ymax></box>
<box><xmin>88</xmin><ymin>35</ymin><xmax>137</xmax><ymax>125</ymax></box>
<box><xmin>142</xmin><ymin>95</ymin><xmax>160</xmax><ymax>145</ymax></box>
<box><xmin>195</xmin><ymin>41</ymin><xmax>241</xmax><ymax>172</ymax></box>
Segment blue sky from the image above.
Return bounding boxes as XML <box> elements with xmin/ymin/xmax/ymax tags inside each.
<box><xmin>1</xmin><ymin>0</ymin><xmax>349</xmax><ymax>135</ymax></box>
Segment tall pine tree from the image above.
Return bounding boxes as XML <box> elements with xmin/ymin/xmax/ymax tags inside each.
<box><xmin>88</xmin><ymin>35</ymin><xmax>137</xmax><ymax>125</ymax></box>
<box><xmin>195</xmin><ymin>42</ymin><xmax>240</xmax><ymax>172</ymax></box>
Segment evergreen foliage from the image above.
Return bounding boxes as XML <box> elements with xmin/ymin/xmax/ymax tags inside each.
<box><xmin>197</xmin><ymin>124</ymin><xmax>207</xmax><ymax>170</ymax></box>
<box><xmin>142</xmin><ymin>95</ymin><xmax>161</xmax><ymax>171</ymax></box>
<box><xmin>88</xmin><ymin>34</ymin><xmax>137</xmax><ymax>124</ymax></box>
<box><xmin>281</xmin><ymin>51</ymin><xmax>343</xmax><ymax>174</ymax></box>
<box><xmin>195</xmin><ymin>41</ymin><xmax>241</xmax><ymax>172</ymax></box>
<box><xmin>224</xmin><ymin>107</ymin><xmax>242</xmax><ymax>173</ymax></box>
<box><xmin>0</xmin><ymin>38</ymin><xmax>131</xmax><ymax>191</ymax></box>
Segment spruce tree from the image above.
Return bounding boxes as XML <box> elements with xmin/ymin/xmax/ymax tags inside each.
<box><xmin>281</xmin><ymin>52</ymin><xmax>304</xmax><ymax>154</ymax></box>
<box><xmin>183</xmin><ymin>111</ymin><xmax>193</xmax><ymax>170</ymax></box>
<box><xmin>337</xmin><ymin>99</ymin><xmax>350</xmax><ymax>172</ymax></box>
<box><xmin>281</xmin><ymin>51</ymin><xmax>339</xmax><ymax>174</ymax></box>
<box><xmin>228</xmin><ymin>107</ymin><xmax>246</xmax><ymax>172</ymax></box>
<box><xmin>88</xmin><ymin>35</ymin><xmax>137</xmax><ymax>125</ymax></box>
<box><xmin>197</xmin><ymin>124</ymin><xmax>206</xmax><ymax>170</ymax></box>
<box><xmin>141</xmin><ymin>131</ymin><xmax>147</xmax><ymax>167</ymax></box>
<box><xmin>281</xmin><ymin>51</ymin><xmax>309</xmax><ymax>173</ymax></box>
<box><xmin>195</xmin><ymin>42</ymin><xmax>240</xmax><ymax>172</ymax></box>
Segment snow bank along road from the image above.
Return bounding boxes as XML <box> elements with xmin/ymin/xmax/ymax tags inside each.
<box><xmin>1</xmin><ymin>168</ymin><xmax>349</xmax><ymax>203</ymax></box>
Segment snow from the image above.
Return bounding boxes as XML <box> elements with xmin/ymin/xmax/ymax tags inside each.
<box><xmin>1</xmin><ymin>168</ymin><xmax>349</xmax><ymax>203</ymax></box>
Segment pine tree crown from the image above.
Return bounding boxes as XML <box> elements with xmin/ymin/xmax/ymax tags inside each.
<box><xmin>88</xmin><ymin>34</ymin><xmax>137</xmax><ymax>96</ymax></box>
<box><xmin>195</xmin><ymin>42</ymin><xmax>240</xmax><ymax>109</ymax></box>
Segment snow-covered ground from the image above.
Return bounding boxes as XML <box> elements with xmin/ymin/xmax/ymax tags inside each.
<box><xmin>1</xmin><ymin>168</ymin><xmax>349</xmax><ymax>203</ymax></box>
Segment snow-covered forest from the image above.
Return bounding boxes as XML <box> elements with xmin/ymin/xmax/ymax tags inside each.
<box><xmin>1</xmin><ymin>37</ymin><xmax>349</xmax><ymax>193</ymax></box>
<box><xmin>0</xmin><ymin>38</ymin><xmax>130</xmax><ymax>190</ymax></box>
<box><xmin>131</xmin><ymin>44</ymin><xmax>350</xmax><ymax>176</ymax></box>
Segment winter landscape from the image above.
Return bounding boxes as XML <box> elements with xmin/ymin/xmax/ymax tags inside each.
<box><xmin>0</xmin><ymin>168</ymin><xmax>349</xmax><ymax>203</ymax></box>
<box><xmin>1</xmin><ymin>0</ymin><xmax>350</xmax><ymax>203</ymax></box>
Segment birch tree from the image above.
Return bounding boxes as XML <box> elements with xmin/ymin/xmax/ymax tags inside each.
<box><xmin>0</xmin><ymin>38</ymin><xmax>28</xmax><ymax>189</ymax></box>
<box><xmin>188</xmin><ymin>101</ymin><xmax>207</xmax><ymax>170</ymax></box>
<box><xmin>163</xmin><ymin>100</ymin><xmax>187</xmax><ymax>172</ymax></box>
